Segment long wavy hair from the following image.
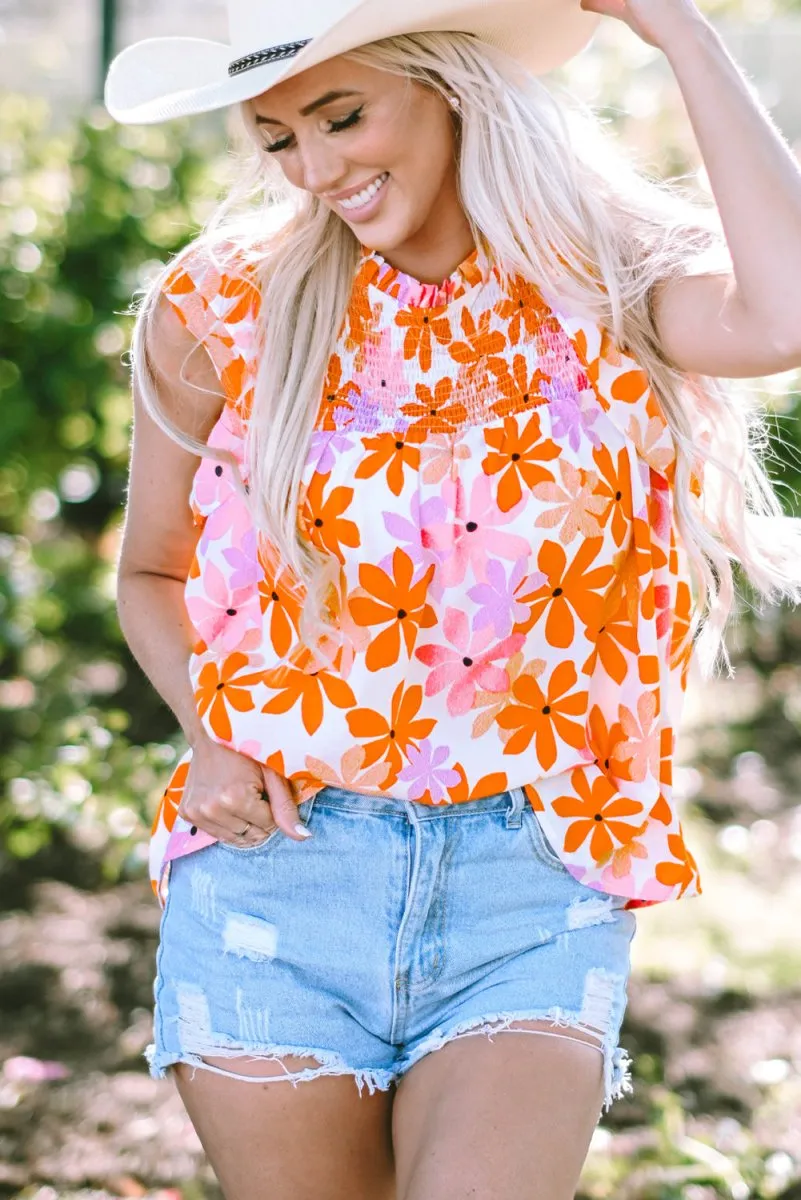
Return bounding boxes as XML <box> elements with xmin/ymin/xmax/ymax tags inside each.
<box><xmin>128</xmin><ymin>29</ymin><xmax>801</xmax><ymax>677</ymax></box>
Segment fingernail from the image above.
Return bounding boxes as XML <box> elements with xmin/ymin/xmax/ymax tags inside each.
<box><xmin>294</xmin><ymin>823</ymin><xmax>313</xmax><ymax>838</ymax></box>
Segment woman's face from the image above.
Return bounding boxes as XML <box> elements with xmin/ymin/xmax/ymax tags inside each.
<box><xmin>248</xmin><ymin>56</ymin><xmax>472</xmax><ymax>278</ymax></box>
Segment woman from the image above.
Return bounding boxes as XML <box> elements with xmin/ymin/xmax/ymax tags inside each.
<box><xmin>105</xmin><ymin>0</ymin><xmax>801</xmax><ymax>1195</ymax></box>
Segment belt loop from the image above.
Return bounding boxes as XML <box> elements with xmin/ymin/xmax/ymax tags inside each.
<box><xmin>505</xmin><ymin>786</ymin><xmax>525</xmax><ymax>829</ymax></box>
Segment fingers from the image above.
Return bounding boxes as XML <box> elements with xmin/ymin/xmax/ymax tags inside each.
<box><xmin>177</xmin><ymin>783</ymin><xmax>278</xmax><ymax>846</ymax></box>
<box><xmin>176</xmin><ymin>807</ymin><xmax>276</xmax><ymax>847</ymax></box>
<box><xmin>261</xmin><ymin>765</ymin><xmax>312</xmax><ymax>841</ymax></box>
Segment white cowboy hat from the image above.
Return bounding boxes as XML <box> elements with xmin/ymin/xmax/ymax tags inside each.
<box><xmin>104</xmin><ymin>0</ymin><xmax>601</xmax><ymax>126</ymax></box>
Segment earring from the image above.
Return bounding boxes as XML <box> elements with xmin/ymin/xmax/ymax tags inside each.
<box><xmin>446</xmin><ymin>92</ymin><xmax>462</xmax><ymax>112</ymax></box>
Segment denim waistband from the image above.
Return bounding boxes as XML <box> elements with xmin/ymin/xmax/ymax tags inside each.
<box><xmin>310</xmin><ymin>784</ymin><xmax>528</xmax><ymax>828</ymax></box>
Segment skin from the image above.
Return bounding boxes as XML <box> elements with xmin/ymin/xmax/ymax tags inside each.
<box><xmin>124</xmin><ymin>55</ymin><xmax>615</xmax><ymax>1200</ymax></box>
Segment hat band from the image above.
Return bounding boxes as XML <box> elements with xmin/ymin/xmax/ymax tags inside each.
<box><xmin>228</xmin><ymin>38</ymin><xmax>312</xmax><ymax>76</ymax></box>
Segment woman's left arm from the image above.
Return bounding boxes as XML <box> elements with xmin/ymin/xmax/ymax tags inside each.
<box><xmin>581</xmin><ymin>0</ymin><xmax>801</xmax><ymax>376</ymax></box>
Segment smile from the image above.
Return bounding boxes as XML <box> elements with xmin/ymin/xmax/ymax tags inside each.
<box><xmin>338</xmin><ymin>172</ymin><xmax>390</xmax><ymax>211</ymax></box>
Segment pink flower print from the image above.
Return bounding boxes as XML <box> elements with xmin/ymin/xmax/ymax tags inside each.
<box><xmin>415</xmin><ymin>606</ymin><xmax>524</xmax><ymax>717</ymax></box>
<box><xmin>357</xmin><ymin>325</ymin><xmax>412</xmax><ymax>415</ymax></box>
<box><xmin>185</xmin><ymin>560</ymin><xmax>260</xmax><ymax>651</ymax></box>
<box><xmin>419</xmin><ymin>435</ymin><xmax>472</xmax><ymax>485</ymax></box>
<box><xmin>532</xmin><ymin>459</ymin><xmax>606</xmax><ymax>544</ymax></box>
<box><xmin>397</xmin><ymin>739</ymin><xmax>461</xmax><ymax>804</ymax></box>
<box><xmin>193</xmin><ymin>458</ymin><xmax>238</xmax><ymax>511</ymax></box>
<box><xmin>380</xmin><ymin>493</ymin><xmax>448</xmax><ymax>596</ymax></box>
<box><xmin>308</xmin><ymin>428</ymin><xmax>355</xmax><ymax>476</ymax></box>
<box><xmin>223</xmin><ymin>527</ymin><xmax>261</xmax><ymax>591</ymax></box>
<box><xmin>198</xmin><ymin>491</ymin><xmax>251</xmax><ymax>550</ymax></box>
<box><xmin>547</xmin><ymin>378</ymin><xmax>602</xmax><ymax>453</ymax></box>
<box><xmin>425</xmin><ymin>473</ymin><xmax>530</xmax><ymax>588</ymax></box>
<box><xmin>468</xmin><ymin>557</ymin><xmax>530</xmax><ymax>639</ymax></box>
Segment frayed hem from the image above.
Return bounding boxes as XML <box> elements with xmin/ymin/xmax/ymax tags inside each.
<box><xmin>143</xmin><ymin>1040</ymin><xmax>397</xmax><ymax>1098</ymax></box>
<box><xmin>394</xmin><ymin>1008</ymin><xmax>634</xmax><ymax>1116</ymax></box>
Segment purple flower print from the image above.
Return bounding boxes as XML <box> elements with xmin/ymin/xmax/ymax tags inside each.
<box><xmin>415</xmin><ymin>606</ymin><xmax>524</xmax><ymax>717</ymax></box>
<box><xmin>468</xmin><ymin>557</ymin><xmax>531</xmax><ymax>639</ymax></box>
<box><xmin>307</xmin><ymin>428</ymin><xmax>354</xmax><ymax>476</ymax></box>
<box><xmin>397</xmin><ymin>739</ymin><xmax>461</xmax><ymax>804</ymax></box>
<box><xmin>546</xmin><ymin>377</ymin><xmax>602</xmax><ymax>453</ymax></box>
<box><xmin>425</xmin><ymin>473</ymin><xmax>531</xmax><ymax>588</ymax></box>
<box><xmin>223</xmin><ymin>527</ymin><xmax>261</xmax><ymax>591</ymax></box>
<box><xmin>379</xmin><ymin>492</ymin><xmax>448</xmax><ymax>598</ymax></box>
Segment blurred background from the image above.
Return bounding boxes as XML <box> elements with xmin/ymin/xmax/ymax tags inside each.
<box><xmin>1</xmin><ymin>0</ymin><xmax>800</xmax><ymax>1197</ymax></box>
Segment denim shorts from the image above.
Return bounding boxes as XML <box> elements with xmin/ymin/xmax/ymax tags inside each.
<box><xmin>146</xmin><ymin>784</ymin><xmax>638</xmax><ymax>1115</ymax></box>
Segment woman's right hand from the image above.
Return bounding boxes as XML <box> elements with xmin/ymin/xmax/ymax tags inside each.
<box><xmin>177</xmin><ymin>734</ymin><xmax>311</xmax><ymax>846</ymax></box>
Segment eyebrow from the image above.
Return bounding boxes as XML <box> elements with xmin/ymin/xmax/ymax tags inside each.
<box><xmin>254</xmin><ymin>90</ymin><xmax>365</xmax><ymax>126</ymax></box>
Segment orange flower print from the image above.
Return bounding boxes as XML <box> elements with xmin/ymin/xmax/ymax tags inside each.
<box><xmin>354</xmin><ymin>432</ymin><xmax>421</xmax><ymax>496</ymax></box>
<box><xmin>533</xmin><ymin>459</ymin><xmax>606</xmax><ymax>543</ymax></box>
<box><xmin>349</xmin><ymin>548</ymin><xmax>437</xmax><ymax>671</ymax></box>
<box><xmin>346</xmin><ymin>680</ymin><xmax>436</xmax><ymax>785</ymax></box>
<box><xmin>616</xmin><ymin>689</ymin><xmax>661</xmax><ymax>782</ymax></box>
<box><xmin>400</xmin><ymin>377</ymin><xmax>468</xmax><ymax>437</ymax></box>
<box><xmin>449</xmin><ymin>306</ymin><xmax>507</xmax><ymax>388</ymax></box>
<box><xmin>318</xmin><ymin>351</ymin><xmax>359</xmax><ymax>430</ymax></box>
<box><xmin>669</xmin><ymin>578</ymin><xmax>694</xmax><ymax>674</ymax></box>
<box><xmin>195</xmin><ymin>651</ymin><xmax>264</xmax><ymax>742</ymax></box>
<box><xmin>154</xmin><ymin>758</ymin><xmax>190</xmax><ymax>836</ymax></box>
<box><xmin>655</xmin><ymin>829</ymin><xmax>698</xmax><ymax>896</ymax></box>
<box><xmin>488</xmin><ymin>354</ymin><xmax>552</xmax><ymax>419</ymax></box>
<box><xmin>515</xmin><ymin>538</ymin><xmax>615</xmax><ymax>647</ymax></box>
<box><xmin>585</xmin><ymin>703</ymin><xmax>629</xmax><ymax>782</ymax></box>
<box><xmin>261</xmin><ymin>645</ymin><xmax>356</xmax><ymax>735</ymax></box>
<box><xmin>493</xmin><ymin>276</ymin><xmax>552</xmax><ymax>345</ymax></box>
<box><xmin>482</xmin><ymin>412</ymin><xmax>560</xmax><ymax>512</ymax></box>
<box><xmin>552</xmin><ymin>768</ymin><xmax>646</xmax><ymax>864</ymax></box>
<box><xmin>590</xmin><ymin>443</ymin><xmax>634</xmax><ymax>547</ymax></box>
<box><xmin>472</xmin><ymin>651</ymin><xmax>545</xmax><ymax>740</ymax></box>
<box><xmin>300</xmin><ymin>471</ymin><xmax>360</xmax><ymax>564</ymax></box>
<box><xmin>395</xmin><ymin>306</ymin><xmax>453</xmax><ymax>373</ymax></box>
<box><xmin>495</xmin><ymin>660</ymin><xmax>588</xmax><ymax>768</ymax></box>
<box><xmin>581</xmin><ymin>589</ymin><xmax>639</xmax><ymax>686</ymax></box>
<box><xmin>257</xmin><ymin>550</ymin><xmax>303</xmax><ymax>660</ymax></box>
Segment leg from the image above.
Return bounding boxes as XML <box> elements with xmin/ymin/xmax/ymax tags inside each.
<box><xmin>392</xmin><ymin>1020</ymin><xmax>606</xmax><ymax>1200</ymax></box>
<box><xmin>172</xmin><ymin>1053</ymin><xmax>397</xmax><ymax>1200</ymax></box>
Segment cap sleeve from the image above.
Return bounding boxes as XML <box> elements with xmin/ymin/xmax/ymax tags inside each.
<box><xmin>159</xmin><ymin>239</ymin><xmax>260</xmax><ymax>410</ymax></box>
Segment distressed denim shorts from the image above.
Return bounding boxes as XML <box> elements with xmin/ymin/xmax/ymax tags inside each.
<box><xmin>146</xmin><ymin>784</ymin><xmax>638</xmax><ymax>1115</ymax></box>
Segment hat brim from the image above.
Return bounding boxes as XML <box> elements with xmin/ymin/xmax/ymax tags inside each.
<box><xmin>105</xmin><ymin>0</ymin><xmax>601</xmax><ymax>126</ymax></box>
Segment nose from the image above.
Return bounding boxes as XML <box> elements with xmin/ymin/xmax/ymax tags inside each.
<box><xmin>296</xmin><ymin>135</ymin><xmax>350</xmax><ymax>198</ymax></box>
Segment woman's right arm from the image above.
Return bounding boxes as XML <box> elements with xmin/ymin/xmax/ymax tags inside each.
<box><xmin>116</xmin><ymin>291</ymin><xmax>306</xmax><ymax>844</ymax></box>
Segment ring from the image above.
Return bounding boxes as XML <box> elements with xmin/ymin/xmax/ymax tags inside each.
<box><xmin>237</xmin><ymin>821</ymin><xmax>252</xmax><ymax>838</ymax></box>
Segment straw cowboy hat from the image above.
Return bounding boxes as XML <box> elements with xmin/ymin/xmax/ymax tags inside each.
<box><xmin>104</xmin><ymin>0</ymin><xmax>601</xmax><ymax>125</ymax></box>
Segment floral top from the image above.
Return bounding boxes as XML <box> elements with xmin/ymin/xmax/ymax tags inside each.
<box><xmin>146</xmin><ymin>237</ymin><xmax>702</xmax><ymax>912</ymax></box>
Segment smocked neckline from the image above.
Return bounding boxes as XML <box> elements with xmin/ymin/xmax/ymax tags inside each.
<box><xmin>355</xmin><ymin>242</ymin><xmax>491</xmax><ymax>309</ymax></box>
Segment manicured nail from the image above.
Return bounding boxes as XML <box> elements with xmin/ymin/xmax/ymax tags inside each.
<box><xmin>294</xmin><ymin>823</ymin><xmax>313</xmax><ymax>838</ymax></box>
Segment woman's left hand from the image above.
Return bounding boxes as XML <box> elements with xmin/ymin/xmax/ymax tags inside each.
<box><xmin>579</xmin><ymin>0</ymin><xmax>707</xmax><ymax>50</ymax></box>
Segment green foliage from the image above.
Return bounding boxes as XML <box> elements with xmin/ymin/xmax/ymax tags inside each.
<box><xmin>0</xmin><ymin>94</ymin><xmax>231</xmax><ymax>880</ymax></box>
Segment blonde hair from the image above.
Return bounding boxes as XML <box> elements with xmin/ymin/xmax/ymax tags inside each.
<box><xmin>128</xmin><ymin>29</ymin><xmax>801</xmax><ymax>678</ymax></box>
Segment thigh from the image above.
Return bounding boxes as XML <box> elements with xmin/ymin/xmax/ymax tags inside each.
<box><xmin>172</xmin><ymin>1060</ymin><xmax>396</xmax><ymax>1200</ymax></box>
<box><xmin>392</xmin><ymin>1021</ymin><xmax>603</xmax><ymax>1200</ymax></box>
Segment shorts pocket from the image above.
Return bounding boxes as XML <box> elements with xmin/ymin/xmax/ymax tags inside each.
<box><xmin>521</xmin><ymin>805</ymin><xmax>566</xmax><ymax>871</ymax></box>
<box><xmin>214</xmin><ymin>795</ymin><xmax>315</xmax><ymax>856</ymax></box>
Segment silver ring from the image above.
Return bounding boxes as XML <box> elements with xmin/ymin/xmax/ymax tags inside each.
<box><xmin>237</xmin><ymin>821</ymin><xmax>252</xmax><ymax>838</ymax></box>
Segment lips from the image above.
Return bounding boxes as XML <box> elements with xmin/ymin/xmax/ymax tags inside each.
<box><xmin>326</xmin><ymin>172</ymin><xmax>386</xmax><ymax>202</ymax></box>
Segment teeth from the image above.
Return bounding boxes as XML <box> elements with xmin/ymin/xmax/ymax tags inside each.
<box><xmin>339</xmin><ymin>172</ymin><xmax>389</xmax><ymax>210</ymax></box>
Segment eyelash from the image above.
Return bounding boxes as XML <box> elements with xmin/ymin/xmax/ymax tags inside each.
<box><xmin>262</xmin><ymin>106</ymin><xmax>365</xmax><ymax>154</ymax></box>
